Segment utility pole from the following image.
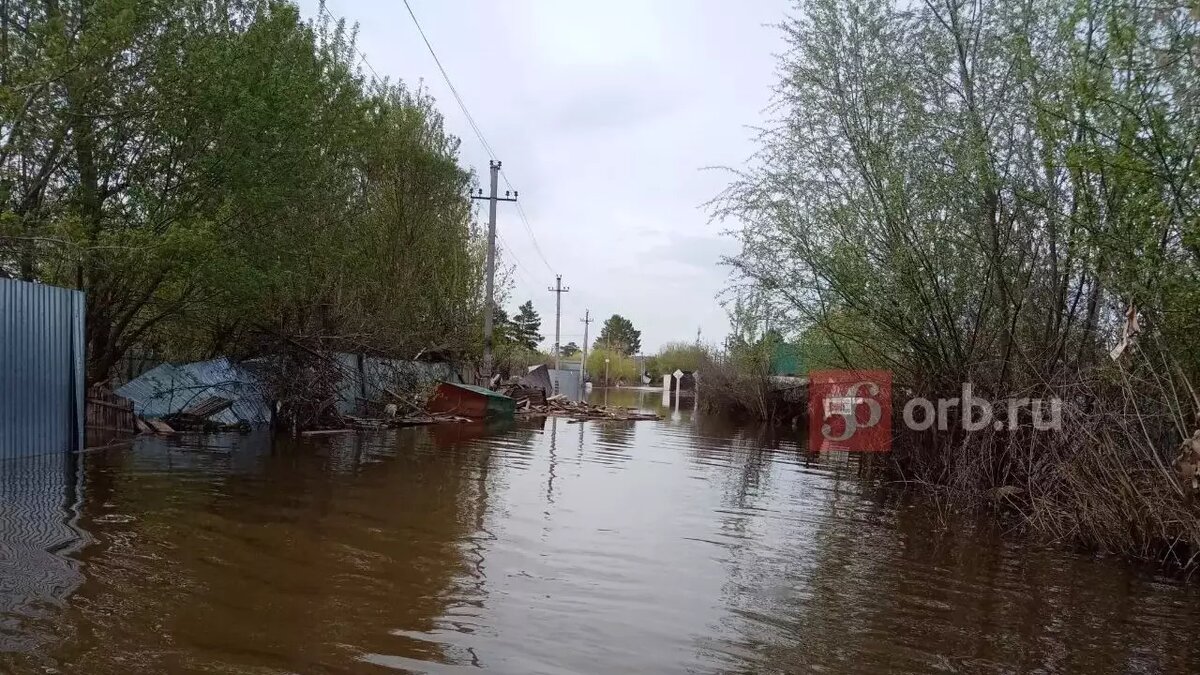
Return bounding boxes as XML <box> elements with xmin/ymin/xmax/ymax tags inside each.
<box><xmin>470</xmin><ymin>160</ymin><xmax>517</xmax><ymax>383</ymax></box>
<box><xmin>548</xmin><ymin>274</ymin><xmax>570</xmax><ymax>392</ymax></box>
<box><xmin>580</xmin><ymin>309</ymin><xmax>593</xmax><ymax>393</ymax></box>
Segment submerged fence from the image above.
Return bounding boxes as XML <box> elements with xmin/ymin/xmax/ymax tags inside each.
<box><xmin>84</xmin><ymin>384</ymin><xmax>136</xmax><ymax>449</ymax></box>
<box><xmin>0</xmin><ymin>278</ymin><xmax>86</xmax><ymax>461</ymax></box>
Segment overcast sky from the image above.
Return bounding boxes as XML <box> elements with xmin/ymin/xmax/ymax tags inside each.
<box><xmin>296</xmin><ymin>0</ymin><xmax>788</xmax><ymax>353</ymax></box>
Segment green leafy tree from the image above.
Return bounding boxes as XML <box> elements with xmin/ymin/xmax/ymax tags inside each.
<box><xmin>718</xmin><ymin>0</ymin><xmax>1200</xmax><ymax>391</ymax></box>
<box><xmin>653</xmin><ymin>342</ymin><xmax>708</xmax><ymax>378</ymax></box>
<box><xmin>560</xmin><ymin>341</ymin><xmax>580</xmax><ymax>357</ymax></box>
<box><xmin>594</xmin><ymin>314</ymin><xmax>641</xmax><ymax>355</ymax></box>
<box><xmin>586</xmin><ymin>346</ymin><xmax>638</xmax><ymax>385</ymax></box>
<box><xmin>0</xmin><ymin>0</ymin><xmax>486</xmax><ymax>381</ymax></box>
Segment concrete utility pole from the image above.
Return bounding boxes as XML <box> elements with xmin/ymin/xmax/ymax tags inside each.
<box><xmin>548</xmin><ymin>274</ymin><xmax>570</xmax><ymax>392</ymax></box>
<box><xmin>580</xmin><ymin>309</ymin><xmax>593</xmax><ymax>393</ymax></box>
<box><xmin>470</xmin><ymin>160</ymin><xmax>517</xmax><ymax>382</ymax></box>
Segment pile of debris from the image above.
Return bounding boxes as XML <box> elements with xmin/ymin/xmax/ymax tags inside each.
<box><xmin>517</xmin><ymin>394</ymin><xmax>661</xmax><ymax>423</ymax></box>
<box><xmin>300</xmin><ymin>412</ymin><xmax>474</xmax><ymax>435</ymax></box>
<box><xmin>342</xmin><ymin>411</ymin><xmax>473</xmax><ymax>430</ymax></box>
<box><xmin>161</xmin><ymin>396</ymin><xmax>251</xmax><ymax>432</ymax></box>
<box><xmin>134</xmin><ymin>395</ymin><xmax>253</xmax><ymax>435</ymax></box>
<box><xmin>500</xmin><ymin>383</ymin><xmax>547</xmax><ymax>406</ymax></box>
<box><xmin>301</xmin><ymin>386</ymin><xmax>478</xmax><ymax>434</ymax></box>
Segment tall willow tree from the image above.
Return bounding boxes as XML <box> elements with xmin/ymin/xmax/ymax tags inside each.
<box><xmin>719</xmin><ymin>0</ymin><xmax>1200</xmax><ymax>396</ymax></box>
<box><xmin>0</xmin><ymin>0</ymin><xmax>484</xmax><ymax>381</ymax></box>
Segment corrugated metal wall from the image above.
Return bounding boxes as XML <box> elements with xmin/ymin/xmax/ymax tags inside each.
<box><xmin>548</xmin><ymin>368</ymin><xmax>583</xmax><ymax>401</ymax></box>
<box><xmin>334</xmin><ymin>353</ymin><xmax>458</xmax><ymax>415</ymax></box>
<box><xmin>0</xmin><ymin>278</ymin><xmax>86</xmax><ymax>461</ymax></box>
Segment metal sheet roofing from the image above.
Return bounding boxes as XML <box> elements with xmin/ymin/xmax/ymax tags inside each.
<box><xmin>115</xmin><ymin>357</ymin><xmax>271</xmax><ymax>425</ymax></box>
<box><xmin>442</xmin><ymin>381</ymin><xmax>513</xmax><ymax>400</ymax></box>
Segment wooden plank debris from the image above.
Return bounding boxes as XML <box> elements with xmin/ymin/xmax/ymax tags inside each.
<box><xmin>334</xmin><ymin>412</ymin><xmax>476</xmax><ymax>431</ymax></box>
<box><xmin>182</xmin><ymin>396</ymin><xmax>234</xmax><ymax>419</ymax></box>
<box><xmin>516</xmin><ymin>398</ymin><xmax>661</xmax><ymax>423</ymax></box>
<box><xmin>145</xmin><ymin>419</ymin><xmax>177</xmax><ymax>435</ymax></box>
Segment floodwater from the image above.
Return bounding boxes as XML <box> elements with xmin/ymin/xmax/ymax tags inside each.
<box><xmin>3</xmin><ymin>389</ymin><xmax>1200</xmax><ymax>674</ymax></box>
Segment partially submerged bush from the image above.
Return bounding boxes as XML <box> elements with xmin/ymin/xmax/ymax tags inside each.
<box><xmin>696</xmin><ymin>357</ymin><xmax>772</xmax><ymax>421</ymax></box>
<box><xmin>697</xmin><ymin>344</ymin><xmax>808</xmax><ymax>424</ymax></box>
<box><xmin>711</xmin><ymin>0</ymin><xmax>1200</xmax><ymax>568</ymax></box>
<box><xmin>891</xmin><ymin>350</ymin><xmax>1200</xmax><ymax>567</ymax></box>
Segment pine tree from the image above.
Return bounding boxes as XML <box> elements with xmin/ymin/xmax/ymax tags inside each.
<box><xmin>512</xmin><ymin>300</ymin><xmax>543</xmax><ymax>351</ymax></box>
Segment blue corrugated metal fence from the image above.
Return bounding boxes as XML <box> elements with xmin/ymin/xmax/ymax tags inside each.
<box><xmin>0</xmin><ymin>278</ymin><xmax>86</xmax><ymax>461</ymax></box>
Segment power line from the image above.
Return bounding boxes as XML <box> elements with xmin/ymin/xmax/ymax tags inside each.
<box><xmin>357</xmin><ymin>54</ymin><xmax>382</xmax><ymax>86</ymax></box>
<box><xmin>476</xmin><ymin>198</ymin><xmax>534</xmax><ymax>287</ymax></box>
<box><xmin>326</xmin><ymin>2</ymin><xmax>559</xmax><ymax>284</ymax></box>
<box><xmin>316</xmin><ymin>3</ymin><xmax>383</xmax><ymax>85</ymax></box>
<box><xmin>500</xmin><ymin>169</ymin><xmax>555</xmax><ymax>274</ymax></box>
<box><xmin>548</xmin><ymin>275</ymin><xmax>570</xmax><ymax>390</ymax></box>
<box><xmin>457</xmin><ymin>213</ymin><xmax>531</xmax><ymax>312</ymax></box>
<box><xmin>399</xmin><ymin>1</ymin><xmax>556</xmax><ymax>276</ymax></box>
<box><xmin>318</xmin><ymin>2</ymin><xmax>557</xmax><ymax>376</ymax></box>
<box><xmin>320</xmin><ymin>5</ymin><xmax>535</xmax><ymax>287</ymax></box>
<box><xmin>496</xmin><ymin>233</ymin><xmax>537</xmax><ymax>287</ymax></box>
<box><xmin>401</xmin><ymin>0</ymin><xmax>497</xmax><ymax>160</ymax></box>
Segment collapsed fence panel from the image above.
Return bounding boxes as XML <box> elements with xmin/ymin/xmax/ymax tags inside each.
<box><xmin>116</xmin><ymin>353</ymin><xmax>460</xmax><ymax>424</ymax></box>
<box><xmin>0</xmin><ymin>278</ymin><xmax>86</xmax><ymax>461</ymax></box>
<box><xmin>115</xmin><ymin>358</ymin><xmax>271</xmax><ymax>426</ymax></box>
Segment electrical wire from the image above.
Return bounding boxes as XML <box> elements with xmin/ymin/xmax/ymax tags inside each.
<box><xmin>496</xmin><ymin>233</ymin><xmax>538</xmax><ymax>288</ymax></box>
<box><xmin>326</xmin><ymin>1</ymin><xmax>560</xmax><ymax>281</ymax></box>
<box><xmin>401</xmin><ymin>0</ymin><xmax>497</xmax><ymax>160</ymax></box>
<box><xmin>399</xmin><ymin>0</ymin><xmax>557</xmax><ymax>275</ymax></box>
<box><xmin>500</xmin><ymin>169</ymin><xmax>556</xmax><ymax>274</ymax></box>
<box><xmin>316</xmin><ymin>3</ymin><xmax>383</xmax><ymax>85</ymax></box>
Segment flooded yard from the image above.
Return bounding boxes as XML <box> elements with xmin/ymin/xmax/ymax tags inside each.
<box><xmin>2</xmin><ymin>389</ymin><xmax>1200</xmax><ymax>674</ymax></box>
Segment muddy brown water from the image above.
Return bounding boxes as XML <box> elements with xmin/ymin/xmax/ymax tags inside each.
<box><xmin>2</xmin><ymin>388</ymin><xmax>1200</xmax><ymax>674</ymax></box>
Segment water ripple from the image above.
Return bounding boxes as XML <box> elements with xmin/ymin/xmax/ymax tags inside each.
<box><xmin>1</xmin><ymin>390</ymin><xmax>1200</xmax><ymax>673</ymax></box>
